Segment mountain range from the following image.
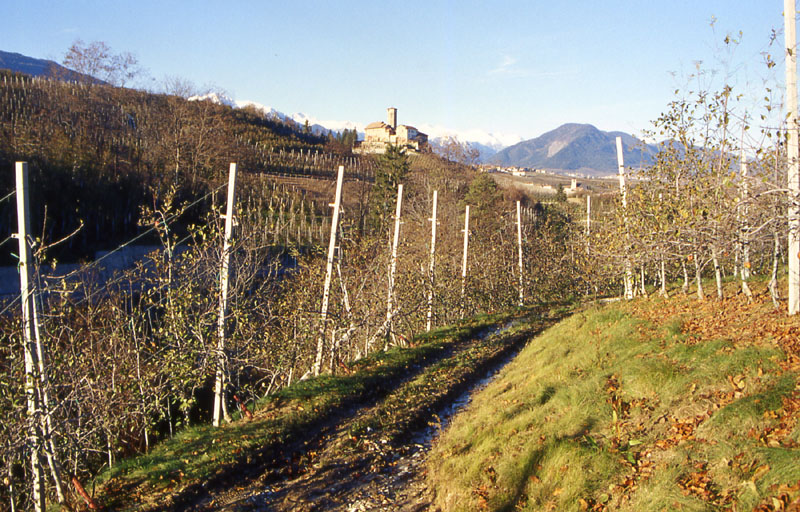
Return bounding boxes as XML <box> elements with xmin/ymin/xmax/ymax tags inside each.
<box><xmin>188</xmin><ymin>92</ymin><xmax>520</xmax><ymax>161</ymax></box>
<box><xmin>490</xmin><ymin>123</ymin><xmax>657</xmax><ymax>177</ymax></box>
<box><xmin>2</xmin><ymin>50</ymin><xmax>654</xmax><ymax>176</ymax></box>
<box><xmin>193</xmin><ymin>93</ymin><xmax>655</xmax><ymax>175</ymax></box>
<box><xmin>0</xmin><ymin>50</ymin><xmax>104</xmax><ymax>84</ymax></box>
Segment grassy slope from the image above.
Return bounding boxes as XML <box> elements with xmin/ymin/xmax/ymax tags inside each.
<box><xmin>428</xmin><ymin>282</ymin><xmax>800</xmax><ymax>511</ymax></box>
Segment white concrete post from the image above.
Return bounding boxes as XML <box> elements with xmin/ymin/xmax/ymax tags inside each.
<box><xmin>616</xmin><ymin>137</ymin><xmax>634</xmax><ymax>300</ymax></box>
<box><xmin>15</xmin><ymin>162</ymin><xmax>44</xmax><ymax>511</ymax></box>
<box><xmin>386</xmin><ymin>184</ymin><xmax>404</xmax><ymax>343</ymax></box>
<box><xmin>314</xmin><ymin>165</ymin><xmax>344</xmax><ymax>374</ymax></box>
<box><xmin>460</xmin><ymin>205</ymin><xmax>470</xmax><ymax>317</ymax></box>
<box><xmin>516</xmin><ymin>200</ymin><xmax>524</xmax><ymax>306</ymax></box>
<box><xmin>213</xmin><ymin>163</ymin><xmax>238</xmax><ymax>427</ymax></box>
<box><xmin>586</xmin><ymin>195</ymin><xmax>591</xmax><ymax>238</ymax></box>
<box><xmin>786</xmin><ymin>0</ymin><xmax>800</xmax><ymax>314</ymax></box>
<box><xmin>426</xmin><ymin>190</ymin><xmax>438</xmax><ymax>332</ymax></box>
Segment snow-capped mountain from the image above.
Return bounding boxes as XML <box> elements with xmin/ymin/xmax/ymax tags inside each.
<box><xmin>420</xmin><ymin>124</ymin><xmax>523</xmax><ymax>152</ymax></box>
<box><xmin>419</xmin><ymin>124</ymin><xmax>523</xmax><ymax>161</ymax></box>
<box><xmin>188</xmin><ymin>92</ymin><xmax>519</xmax><ymax>160</ymax></box>
<box><xmin>189</xmin><ymin>93</ymin><xmax>363</xmax><ymax>136</ymax></box>
<box><xmin>188</xmin><ymin>92</ymin><xmax>238</xmax><ymax>108</ymax></box>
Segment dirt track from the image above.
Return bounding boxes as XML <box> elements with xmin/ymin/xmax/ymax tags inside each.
<box><xmin>179</xmin><ymin>315</ymin><xmax>560</xmax><ymax>512</ymax></box>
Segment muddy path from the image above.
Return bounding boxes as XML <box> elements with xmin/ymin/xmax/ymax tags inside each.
<box><xmin>158</xmin><ymin>308</ymin><xmax>567</xmax><ymax>512</ymax></box>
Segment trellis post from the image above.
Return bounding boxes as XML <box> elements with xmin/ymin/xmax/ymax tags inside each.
<box><xmin>586</xmin><ymin>195</ymin><xmax>591</xmax><ymax>238</ymax></box>
<box><xmin>786</xmin><ymin>0</ymin><xmax>800</xmax><ymax>314</ymax></box>
<box><xmin>739</xmin><ymin>147</ymin><xmax>753</xmax><ymax>300</ymax></box>
<box><xmin>15</xmin><ymin>162</ymin><xmax>45</xmax><ymax>511</ymax></box>
<box><xmin>213</xmin><ymin>163</ymin><xmax>238</xmax><ymax>427</ymax></box>
<box><xmin>516</xmin><ymin>200</ymin><xmax>524</xmax><ymax>306</ymax></box>
<box><xmin>616</xmin><ymin>137</ymin><xmax>634</xmax><ymax>300</ymax></box>
<box><xmin>426</xmin><ymin>190</ymin><xmax>438</xmax><ymax>331</ymax></box>
<box><xmin>314</xmin><ymin>165</ymin><xmax>344</xmax><ymax>375</ymax></box>
<box><xmin>460</xmin><ymin>205</ymin><xmax>470</xmax><ymax>317</ymax></box>
<box><xmin>386</xmin><ymin>183</ymin><xmax>404</xmax><ymax>345</ymax></box>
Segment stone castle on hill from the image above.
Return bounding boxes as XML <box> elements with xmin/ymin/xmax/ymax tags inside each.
<box><xmin>355</xmin><ymin>107</ymin><xmax>428</xmax><ymax>154</ymax></box>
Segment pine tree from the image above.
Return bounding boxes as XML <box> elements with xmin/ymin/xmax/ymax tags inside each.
<box><xmin>367</xmin><ymin>144</ymin><xmax>409</xmax><ymax>233</ymax></box>
<box><xmin>555</xmin><ymin>183</ymin><xmax>567</xmax><ymax>202</ymax></box>
<box><xmin>463</xmin><ymin>172</ymin><xmax>502</xmax><ymax>215</ymax></box>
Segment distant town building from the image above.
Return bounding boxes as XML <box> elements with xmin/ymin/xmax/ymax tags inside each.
<box><xmin>565</xmin><ymin>178</ymin><xmax>584</xmax><ymax>196</ymax></box>
<box><xmin>355</xmin><ymin>107</ymin><xmax>428</xmax><ymax>154</ymax></box>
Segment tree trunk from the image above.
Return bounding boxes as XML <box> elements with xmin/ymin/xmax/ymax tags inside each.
<box><xmin>694</xmin><ymin>254</ymin><xmax>705</xmax><ymax>300</ymax></box>
<box><xmin>681</xmin><ymin>259</ymin><xmax>689</xmax><ymax>295</ymax></box>
<box><xmin>770</xmin><ymin>230</ymin><xmax>781</xmax><ymax>308</ymax></box>
<box><xmin>639</xmin><ymin>266</ymin><xmax>648</xmax><ymax>297</ymax></box>
<box><xmin>31</xmin><ymin>291</ymin><xmax>65</xmax><ymax>503</ymax></box>
<box><xmin>659</xmin><ymin>259</ymin><xmax>669</xmax><ymax>297</ymax></box>
<box><xmin>711</xmin><ymin>245</ymin><xmax>723</xmax><ymax>300</ymax></box>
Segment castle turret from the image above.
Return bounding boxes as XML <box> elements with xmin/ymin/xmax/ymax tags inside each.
<box><xmin>387</xmin><ymin>107</ymin><xmax>397</xmax><ymax>130</ymax></box>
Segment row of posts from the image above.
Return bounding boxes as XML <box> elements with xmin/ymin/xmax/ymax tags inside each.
<box><xmin>310</xmin><ymin>166</ymin><xmax>529</xmax><ymax>375</ymax></box>
<box><xmin>12</xmin><ymin>160</ymin><xmax>530</xmax><ymax>509</ymax></box>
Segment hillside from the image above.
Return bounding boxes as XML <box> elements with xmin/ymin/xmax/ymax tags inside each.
<box><xmin>428</xmin><ymin>279</ymin><xmax>800</xmax><ymax>511</ymax></box>
<box><xmin>0</xmin><ymin>68</ymin><xmax>375</xmax><ymax>262</ymax></box>
<box><xmin>3</xmin><ymin>8</ymin><xmax>793</xmax><ymax>511</ymax></box>
<box><xmin>0</xmin><ymin>66</ymin><xmax>591</xmax><ymax>511</ymax></box>
<box><xmin>490</xmin><ymin>123</ymin><xmax>657</xmax><ymax>176</ymax></box>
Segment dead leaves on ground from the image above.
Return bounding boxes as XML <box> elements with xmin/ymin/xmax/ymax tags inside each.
<box><xmin>677</xmin><ymin>461</ymin><xmax>734</xmax><ymax>507</ymax></box>
<box><xmin>753</xmin><ymin>480</ymin><xmax>800</xmax><ymax>511</ymax></box>
<box><xmin>754</xmin><ymin>391</ymin><xmax>800</xmax><ymax>449</ymax></box>
<box><xmin>616</xmin><ymin>292</ymin><xmax>800</xmax><ymax>511</ymax></box>
<box><xmin>630</xmin><ymin>294</ymin><xmax>800</xmax><ymax>358</ymax></box>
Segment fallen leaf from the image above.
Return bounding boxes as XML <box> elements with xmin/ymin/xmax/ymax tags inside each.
<box><xmin>754</xmin><ymin>464</ymin><xmax>770</xmax><ymax>481</ymax></box>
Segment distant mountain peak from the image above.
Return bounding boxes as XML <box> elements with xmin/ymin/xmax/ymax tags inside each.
<box><xmin>188</xmin><ymin>92</ymin><xmax>236</xmax><ymax>108</ymax></box>
<box><xmin>0</xmin><ymin>49</ymin><xmax>106</xmax><ymax>84</ymax></box>
<box><xmin>490</xmin><ymin>123</ymin><xmax>656</xmax><ymax>177</ymax></box>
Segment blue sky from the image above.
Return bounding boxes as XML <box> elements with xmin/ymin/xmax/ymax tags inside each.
<box><xmin>1</xmin><ymin>1</ymin><xmax>789</xmax><ymax>142</ymax></box>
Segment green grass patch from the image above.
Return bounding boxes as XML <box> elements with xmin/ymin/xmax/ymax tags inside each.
<box><xmin>427</xmin><ymin>299</ymin><xmax>800</xmax><ymax>511</ymax></box>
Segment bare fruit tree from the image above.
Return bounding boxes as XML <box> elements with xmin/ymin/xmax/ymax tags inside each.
<box><xmin>62</xmin><ymin>39</ymin><xmax>142</xmax><ymax>86</ymax></box>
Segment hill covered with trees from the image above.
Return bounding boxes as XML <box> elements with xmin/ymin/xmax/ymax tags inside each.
<box><xmin>0</xmin><ymin>68</ymin><xmax>377</xmax><ymax>263</ymax></box>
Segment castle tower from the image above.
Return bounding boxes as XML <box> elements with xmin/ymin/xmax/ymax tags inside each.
<box><xmin>387</xmin><ymin>107</ymin><xmax>397</xmax><ymax>130</ymax></box>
